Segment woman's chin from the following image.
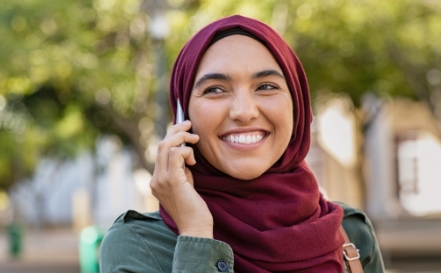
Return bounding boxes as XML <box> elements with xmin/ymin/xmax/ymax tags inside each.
<box><xmin>225</xmin><ymin>168</ymin><xmax>266</xmax><ymax>181</ymax></box>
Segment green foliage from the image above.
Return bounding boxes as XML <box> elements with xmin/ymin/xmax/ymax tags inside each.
<box><xmin>0</xmin><ymin>0</ymin><xmax>155</xmax><ymax>189</ymax></box>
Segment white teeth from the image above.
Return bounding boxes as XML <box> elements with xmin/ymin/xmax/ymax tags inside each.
<box><xmin>223</xmin><ymin>133</ymin><xmax>264</xmax><ymax>144</ymax></box>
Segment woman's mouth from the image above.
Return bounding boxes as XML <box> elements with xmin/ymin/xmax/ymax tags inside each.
<box><xmin>221</xmin><ymin>131</ymin><xmax>267</xmax><ymax>144</ymax></box>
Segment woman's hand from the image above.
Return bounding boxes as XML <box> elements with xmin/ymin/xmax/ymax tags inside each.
<box><xmin>150</xmin><ymin>120</ymin><xmax>214</xmax><ymax>238</ymax></box>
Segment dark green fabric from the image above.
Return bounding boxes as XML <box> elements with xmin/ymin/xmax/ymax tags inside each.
<box><xmin>99</xmin><ymin>204</ymin><xmax>384</xmax><ymax>273</ymax></box>
<box><xmin>99</xmin><ymin>210</ymin><xmax>233</xmax><ymax>273</ymax></box>
<box><xmin>338</xmin><ymin>203</ymin><xmax>385</xmax><ymax>273</ymax></box>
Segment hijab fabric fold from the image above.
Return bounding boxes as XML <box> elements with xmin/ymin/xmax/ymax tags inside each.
<box><xmin>160</xmin><ymin>15</ymin><xmax>344</xmax><ymax>273</ymax></box>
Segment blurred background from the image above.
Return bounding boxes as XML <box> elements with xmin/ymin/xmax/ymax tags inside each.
<box><xmin>0</xmin><ymin>0</ymin><xmax>440</xmax><ymax>272</ymax></box>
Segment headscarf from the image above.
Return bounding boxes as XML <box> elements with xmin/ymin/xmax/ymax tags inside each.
<box><xmin>160</xmin><ymin>15</ymin><xmax>344</xmax><ymax>273</ymax></box>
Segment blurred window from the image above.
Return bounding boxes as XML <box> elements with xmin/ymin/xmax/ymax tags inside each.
<box><xmin>396</xmin><ymin>130</ymin><xmax>441</xmax><ymax>216</ymax></box>
<box><xmin>396</xmin><ymin>132</ymin><xmax>419</xmax><ymax>195</ymax></box>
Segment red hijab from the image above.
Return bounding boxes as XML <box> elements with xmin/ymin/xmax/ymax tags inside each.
<box><xmin>160</xmin><ymin>15</ymin><xmax>344</xmax><ymax>272</ymax></box>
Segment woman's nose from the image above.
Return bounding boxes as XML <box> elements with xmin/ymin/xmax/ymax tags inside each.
<box><xmin>229</xmin><ymin>91</ymin><xmax>259</xmax><ymax>123</ymax></box>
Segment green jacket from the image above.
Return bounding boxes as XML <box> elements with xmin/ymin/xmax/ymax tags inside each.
<box><xmin>99</xmin><ymin>203</ymin><xmax>384</xmax><ymax>273</ymax></box>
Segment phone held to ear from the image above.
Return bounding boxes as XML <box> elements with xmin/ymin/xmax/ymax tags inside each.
<box><xmin>176</xmin><ymin>99</ymin><xmax>186</xmax><ymax>169</ymax></box>
<box><xmin>176</xmin><ymin>99</ymin><xmax>186</xmax><ymax>148</ymax></box>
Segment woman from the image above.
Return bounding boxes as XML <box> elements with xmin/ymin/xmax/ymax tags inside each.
<box><xmin>100</xmin><ymin>15</ymin><xmax>384</xmax><ymax>273</ymax></box>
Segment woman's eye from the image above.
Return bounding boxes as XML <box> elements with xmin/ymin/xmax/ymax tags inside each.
<box><xmin>257</xmin><ymin>83</ymin><xmax>278</xmax><ymax>91</ymax></box>
<box><xmin>203</xmin><ymin>86</ymin><xmax>224</xmax><ymax>95</ymax></box>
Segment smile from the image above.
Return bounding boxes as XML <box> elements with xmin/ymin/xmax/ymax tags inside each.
<box><xmin>222</xmin><ymin>131</ymin><xmax>267</xmax><ymax>144</ymax></box>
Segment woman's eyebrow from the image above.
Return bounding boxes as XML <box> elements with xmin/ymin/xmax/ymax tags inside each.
<box><xmin>252</xmin><ymin>69</ymin><xmax>285</xmax><ymax>79</ymax></box>
<box><xmin>194</xmin><ymin>73</ymin><xmax>231</xmax><ymax>88</ymax></box>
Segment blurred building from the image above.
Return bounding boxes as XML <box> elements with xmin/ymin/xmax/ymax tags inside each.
<box><xmin>306</xmin><ymin>95</ymin><xmax>441</xmax><ymax>217</ymax></box>
<box><xmin>306</xmin><ymin>95</ymin><xmax>441</xmax><ymax>257</ymax></box>
<box><xmin>364</xmin><ymin>98</ymin><xmax>441</xmax><ymax>220</ymax></box>
<box><xmin>306</xmin><ymin>95</ymin><xmax>364</xmax><ymax>209</ymax></box>
<box><xmin>8</xmin><ymin>136</ymin><xmax>155</xmax><ymax>231</ymax></box>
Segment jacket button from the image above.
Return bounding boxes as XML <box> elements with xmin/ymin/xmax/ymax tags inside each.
<box><xmin>216</xmin><ymin>260</ymin><xmax>229</xmax><ymax>272</ymax></box>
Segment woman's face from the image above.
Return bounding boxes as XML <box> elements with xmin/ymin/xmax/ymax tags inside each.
<box><xmin>189</xmin><ymin>35</ymin><xmax>293</xmax><ymax>180</ymax></box>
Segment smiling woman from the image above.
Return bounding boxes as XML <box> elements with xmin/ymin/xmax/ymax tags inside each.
<box><xmin>189</xmin><ymin>34</ymin><xmax>293</xmax><ymax>180</ymax></box>
<box><xmin>99</xmin><ymin>15</ymin><xmax>385</xmax><ymax>273</ymax></box>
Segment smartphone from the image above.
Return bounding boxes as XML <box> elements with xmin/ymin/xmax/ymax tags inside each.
<box><xmin>176</xmin><ymin>99</ymin><xmax>186</xmax><ymax>148</ymax></box>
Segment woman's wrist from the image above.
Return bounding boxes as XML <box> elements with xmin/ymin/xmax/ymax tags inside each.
<box><xmin>179</xmin><ymin>227</ymin><xmax>214</xmax><ymax>239</ymax></box>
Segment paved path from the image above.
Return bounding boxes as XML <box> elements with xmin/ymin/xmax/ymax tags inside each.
<box><xmin>0</xmin><ymin>228</ymin><xmax>81</xmax><ymax>273</ymax></box>
<box><xmin>376</xmin><ymin>219</ymin><xmax>441</xmax><ymax>257</ymax></box>
<box><xmin>386</xmin><ymin>258</ymin><xmax>441</xmax><ymax>273</ymax></box>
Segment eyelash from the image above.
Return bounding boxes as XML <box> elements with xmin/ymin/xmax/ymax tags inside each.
<box><xmin>202</xmin><ymin>83</ymin><xmax>279</xmax><ymax>95</ymax></box>
<box><xmin>257</xmin><ymin>83</ymin><xmax>278</xmax><ymax>91</ymax></box>
<box><xmin>203</xmin><ymin>86</ymin><xmax>224</xmax><ymax>95</ymax></box>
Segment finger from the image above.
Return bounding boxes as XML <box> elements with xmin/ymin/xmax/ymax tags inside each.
<box><xmin>166</xmin><ymin>146</ymin><xmax>196</xmax><ymax>187</ymax></box>
<box><xmin>184</xmin><ymin>147</ymin><xmax>197</xmax><ymax>166</ymax></box>
<box><xmin>155</xmin><ymin>131</ymin><xmax>199</xmax><ymax>175</ymax></box>
<box><xmin>165</xmin><ymin>120</ymin><xmax>192</xmax><ymax>138</ymax></box>
<box><xmin>168</xmin><ymin>146</ymin><xmax>196</xmax><ymax>172</ymax></box>
<box><xmin>166</xmin><ymin>131</ymin><xmax>200</xmax><ymax>147</ymax></box>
